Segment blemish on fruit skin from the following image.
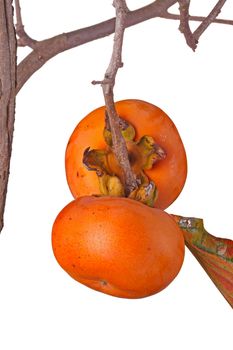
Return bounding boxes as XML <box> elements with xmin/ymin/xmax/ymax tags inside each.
<box><xmin>72</xmin><ymin>264</ymin><xmax>76</xmax><ymax>268</ymax></box>
<box><xmin>76</xmin><ymin>171</ymin><xmax>84</xmax><ymax>178</ymax></box>
<box><xmin>100</xmin><ymin>280</ymin><xmax>107</xmax><ymax>286</ymax></box>
<box><xmin>68</xmin><ymin>217</ymin><xmax>72</xmax><ymax>221</ymax></box>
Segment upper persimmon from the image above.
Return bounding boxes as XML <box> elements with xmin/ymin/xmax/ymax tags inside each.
<box><xmin>52</xmin><ymin>196</ymin><xmax>185</xmax><ymax>298</ymax></box>
<box><xmin>65</xmin><ymin>99</ymin><xmax>187</xmax><ymax>209</ymax></box>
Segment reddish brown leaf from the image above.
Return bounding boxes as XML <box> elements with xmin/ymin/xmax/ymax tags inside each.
<box><xmin>172</xmin><ymin>215</ymin><xmax>233</xmax><ymax>308</ymax></box>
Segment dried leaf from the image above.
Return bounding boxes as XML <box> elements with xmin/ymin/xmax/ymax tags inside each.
<box><xmin>173</xmin><ymin>215</ymin><xmax>233</xmax><ymax>308</ymax></box>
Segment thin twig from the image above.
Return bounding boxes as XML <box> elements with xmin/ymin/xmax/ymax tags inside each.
<box><xmin>193</xmin><ymin>0</ymin><xmax>227</xmax><ymax>40</ymax></box>
<box><xmin>14</xmin><ymin>0</ymin><xmax>37</xmax><ymax>48</ymax></box>
<box><xmin>178</xmin><ymin>0</ymin><xmax>197</xmax><ymax>50</ymax></box>
<box><xmin>96</xmin><ymin>0</ymin><xmax>137</xmax><ymax>195</ymax></box>
<box><xmin>165</xmin><ymin>12</ymin><xmax>233</xmax><ymax>26</ymax></box>
<box><xmin>178</xmin><ymin>0</ymin><xmax>227</xmax><ymax>50</ymax></box>
<box><xmin>103</xmin><ymin>0</ymin><xmax>126</xmax><ymax>92</ymax></box>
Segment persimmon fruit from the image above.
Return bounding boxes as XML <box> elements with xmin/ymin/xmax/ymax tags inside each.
<box><xmin>65</xmin><ymin>99</ymin><xmax>187</xmax><ymax>209</ymax></box>
<box><xmin>52</xmin><ymin>196</ymin><xmax>185</xmax><ymax>298</ymax></box>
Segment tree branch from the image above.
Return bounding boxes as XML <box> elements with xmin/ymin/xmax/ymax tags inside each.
<box><xmin>16</xmin><ymin>0</ymin><xmax>174</xmax><ymax>93</ymax></box>
<box><xmin>178</xmin><ymin>0</ymin><xmax>197</xmax><ymax>51</ymax></box>
<box><xmin>178</xmin><ymin>0</ymin><xmax>227</xmax><ymax>50</ymax></box>
<box><xmin>16</xmin><ymin>0</ymin><xmax>233</xmax><ymax>93</ymax></box>
<box><xmin>193</xmin><ymin>0</ymin><xmax>227</xmax><ymax>41</ymax></box>
<box><xmin>94</xmin><ymin>0</ymin><xmax>137</xmax><ymax>195</ymax></box>
<box><xmin>14</xmin><ymin>0</ymin><xmax>37</xmax><ymax>48</ymax></box>
<box><xmin>166</xmin><ymin>12</ymin><xmax>233</xmax><ymax>26</ymax></box>
<box><xmin>0</xmin><ymin>0</ymin><xmax>16</xmax><ymax>231</ymax></box>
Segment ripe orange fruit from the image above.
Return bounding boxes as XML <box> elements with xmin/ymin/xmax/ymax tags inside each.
<box><xmin>52</xmin><ymin>196</ymin><xmax>185</xmax><ymax>298</ymax></box>
<box><xmin>65</xmin><ymin>99</ymin><xmax>187</xmax><ymax>209</ymax></box>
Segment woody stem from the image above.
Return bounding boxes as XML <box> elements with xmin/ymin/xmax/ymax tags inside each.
<box><xmin>93</xmin><ymin>0</ymin><xmax>137</xmax><ymax>195</ymax></box>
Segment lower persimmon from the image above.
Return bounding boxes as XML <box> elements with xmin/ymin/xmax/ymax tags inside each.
<box><xmin>52</xmin><ymin>196</ymin><xmax>185</xmax><ymax>298</ymax></box>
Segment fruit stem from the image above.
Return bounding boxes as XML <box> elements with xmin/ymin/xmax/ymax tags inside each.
<box><xmin>92</xmin><ymin>1</ymin><xmax>137</xmax><ymax>195</ymax></box>
<box><xmin>104</xmin><ymin>96</ymin><xmax>137</xmax><ymax>195</ymax></box>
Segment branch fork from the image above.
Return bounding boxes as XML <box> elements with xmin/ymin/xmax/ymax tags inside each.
<box><xmin>14</xmin><ymin>0</ymin><xmax>37</xmax><ymax>48</ymax></box>
<box><xmin>178</xmin><ymin>0</ymin><xmax>227</xmax><ymax>50</ymax></box>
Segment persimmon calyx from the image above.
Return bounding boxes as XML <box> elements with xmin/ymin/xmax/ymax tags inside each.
<box><xmin>103</xmin><ymin>113</ymin><xmax>135</xmax><ymax>147</ymax></box>
<box><xmin>83</xmin><ymin>117</ymin><xmax>166</xmax><ymax>207</ymax></box>
<box><xmin>129</xmin><ymin>177</ymin><xmax>158</xmax><ymax>207</ymax></box>
<box><xmin>136</xmin><ymin>135</ymin><xmax>166</xmax><ymax>169</ymax></box>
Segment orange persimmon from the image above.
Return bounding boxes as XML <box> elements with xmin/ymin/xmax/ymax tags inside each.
<box><xmin>52</xmin><ymin>196</ymin><xmax>185</xmax><ymax>298</ymax></box>
<box><xmin>65</xmin><ymin>99</ymin><xmax>187</xmax><ymax>209</ymax></box>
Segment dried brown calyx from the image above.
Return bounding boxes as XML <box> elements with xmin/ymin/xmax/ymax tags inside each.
<box><xmin>83</xmin><ymin>115</ymin><xmax>166</xmax><ymax>207</ymax></box>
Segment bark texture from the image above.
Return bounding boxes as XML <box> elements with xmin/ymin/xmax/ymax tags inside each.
<box><xmin>0</xmin><ymin>0</ymin><xmax>16</xmax><ymax>231</ymax></box>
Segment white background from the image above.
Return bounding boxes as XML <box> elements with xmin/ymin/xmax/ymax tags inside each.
<box><xmin>1</xmin><ymin>1</ymin><xmax>233</xmax><ymax>349</ymax></box>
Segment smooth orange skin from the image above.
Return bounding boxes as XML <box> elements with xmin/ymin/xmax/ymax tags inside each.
<box><xmin>65</xmin><ymin>99</ymin><xmax>187</xmax><ymax>209</ymax></box>
<box><xmin>52</xmin><ymin>196</ymin><xmax>185</xmax><ymax>298</ymax></box>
